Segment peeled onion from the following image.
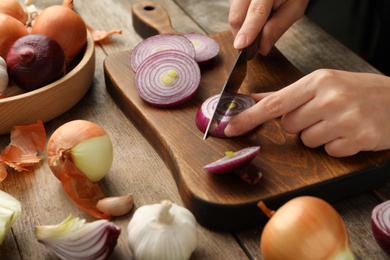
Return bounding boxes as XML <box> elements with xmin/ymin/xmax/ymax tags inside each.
<box><xmin>259</xmin><ymin>196</ymin><xmax>354</xmax><ymax>260</ymax></box>
<box><xmin>46</xmin><ymin>120</ymin><xmax>113</xmax><ymax>183</ymax></box>
<box><xmin>131</xmin><ymin>33</ymin><xmax>196</xmax><ymax>72</ymax></box>
<box><xmin>371</xmin><ymin>200</ymin><xmax>390</xmax><ymax>256</ymax></box>
<box><xmin>184</xmin><ymin>33</ymin><xmax>220</xmax><ymax>64</ymax></box>
<box><xmin>0</xmin><ymin>13</ymin><xmax>29</xmax><ymax>59</ymax></box>
<box><xmin>196</xmin><ymin>93</ymin><xmax>255</xmax><ymax>138</ymax></box>
<box><xmin>7</xmin><ymin>34</ymin><xmax>66</xmax><ymax>91</ymax></box>
<box><xmin>135</xmin><ymin>49</ymin><xmax>201</xmax><ymax>108</ymax></box>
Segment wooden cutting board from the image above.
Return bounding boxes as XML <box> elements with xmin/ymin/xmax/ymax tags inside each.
<box><xmin>104</xmin><ymin>1</ymin><xmax>390</xmax><ymax>230</ymax></box>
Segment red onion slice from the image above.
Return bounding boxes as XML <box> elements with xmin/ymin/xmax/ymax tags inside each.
<box><xmin>184</xmin><ymin>33</ymin><xmax>220</xmax><ymax>64</ymax></box>
<box><xmin>195</xmin><ymin>93</ymin><xmax>256</xmax><ymax>138</ymax></box>
<box><xmin>135</xmin><ymin>49</ymin><xmax>201</xmax><ymax>108</ymax></box>
<box><xmin>372</xmin><ymin>200</ymin><xmax>390</xmax><ymax>256</ymax></box>
<box><xmin>131</xmin><ymin>34</ymin><xmax>196</xmax><ymax>72</ymax></box>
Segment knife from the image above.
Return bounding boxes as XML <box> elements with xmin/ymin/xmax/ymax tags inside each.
<box><xmin>203</xmin><ymin>32</ymin><xmax>261</xmax><ymax>140</ymax></box>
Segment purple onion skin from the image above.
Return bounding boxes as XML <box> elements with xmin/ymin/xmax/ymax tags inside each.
<box><xmin>372</xmin><ymin>200</ymin><xmax>390</xmax><ymax>256</ymax></box>
<box><xmin>7</xmin><ymin>34</ymin><xmax>66</xmax><ymax>92</ymax></box>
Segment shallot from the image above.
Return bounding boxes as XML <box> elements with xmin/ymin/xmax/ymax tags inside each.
<box><xmin>371</xmin><ymin>200</ymin><xmax>390</xmax><ymax>256</ymax></box>
<box><xmin>131</xmin><ymin>34</ymin><xmax>196</xmax><ymax>72</ymax></box>
<box><xmin>184</xmin><ymin>33</ymin><xmax>220</xmax><ymax>64</ymax></box>
<box><xmin>196</xmin><ymin>93</ymin><xmax>255</xmax><ymax>138</ymax></box>
<box><xmin>204</xmin><ymin>146</ymin><xmax>261</xmax><ymax>184</ymax></box>
<box><xmin>0</xmin><ymin>13</ymin><xmax>29</xmax><ymax>59</ymax></box>
<box><xmin>35</xmin><ymin>214</ymin><xmax>121</xmax><ymax>260</ymax></box>
<box><xmin>135</xmin><ymin>49</ymin><xmax>201</xmax><ymax>108</ymax></box>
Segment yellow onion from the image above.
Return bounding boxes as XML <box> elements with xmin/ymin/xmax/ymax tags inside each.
<box><xmin>0</xmin><ymin>0</ymin><xmax>27</xmax><ymax>25</ymax></box>
<box><xmin>0</xmin><ymin>13</ymin><xmax>29</xmax><ymax>59</ymax></box>
<box><xmin>46</xmin><ymin>120</ymin><xmax>113</xmax><ymax>183</ymax></box>
<box><xmin>258</xmin><ymin>196</ymin><xmax>355</xmax><ymax>260</ymax></box>
<box><xmin>31</xmin><ymin>0</ymin><xmax>87</xmax><ymax>65</ymax></box>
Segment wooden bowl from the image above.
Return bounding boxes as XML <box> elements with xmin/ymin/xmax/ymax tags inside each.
<box><xmin>0</xmin><ymin>31</ymin><xmax>95</xmax><ymax>135</ymax></box>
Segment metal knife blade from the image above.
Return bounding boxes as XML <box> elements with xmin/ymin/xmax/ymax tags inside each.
<box><xmin>203</xmin><ymin>33</ymin><xmax>261</xmax><ymax>140</ymax></box>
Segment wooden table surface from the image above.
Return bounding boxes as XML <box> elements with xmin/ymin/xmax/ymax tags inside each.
<box><xmin>1</xmin><ymin>0</ymin><xmax>389</xmax><ymax>259</ymax></box>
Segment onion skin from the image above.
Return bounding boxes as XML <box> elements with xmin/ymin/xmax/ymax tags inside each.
<box><xmin>6</xmin><ymin>34</ymin><xmax>66</xmax><ymax>91</ymax></box>
<box><xmin>31</xmin><ymin>0</ymin><xmax>87</xmax><ymax>65</ymax></box>
<box><xmin>371</xmin><ymin>200</ymin><xmax>390</xmax><ymax>256</ymax></box>
<box><xmin>196</xmin><ymin>93</ymin><xmax>255</xmax><ymax>138</ymax></box>
<box><xmin>259</xmin><ymin>196</ymin><xmax>354</xmax><ymax>260</ymax></box>
<box><xmin>0</xmin><ymin>13</ymin><xmax>29</xmax><ymax>59</ymax></box>
<box><xmin>0</xmin><ymin>0</ymin><xmax>27</xmax><ymax>25</ymax></box>
<box><xmin>46</xmin><ymin>120</ymin><xmax>113</xmax><ymax>183</ymax></box>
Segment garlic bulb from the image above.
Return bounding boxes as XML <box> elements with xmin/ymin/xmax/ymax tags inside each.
<box><xmin>0</xmin><ymin>56</ymin><xmax>8</xmax><ymax>94</ymax></box>
<box><xmin>127</xmin><ymin>200</ymin><xmax>198</xmax><ymax>260</ymax></box>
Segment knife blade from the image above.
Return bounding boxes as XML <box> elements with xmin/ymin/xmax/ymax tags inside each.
<box><xmin>203</xmin><ymin>33</ymin><xmax>261</xmax><ymax>140</ymax></box>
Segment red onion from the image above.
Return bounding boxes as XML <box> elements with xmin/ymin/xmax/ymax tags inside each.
<box><xmin>135</xmin><ymin>49</ymin><xmax>201</xmax><ymax>108</ymax></box>
<box><xmin>204</xmin><ymin>146</ymin><xmax>261</xmax><ymax>184</ymax></box>
<box><xmin>184</xmin><ymin>33</ymin><xmax>220</xmax><ymax>64</ymax></box>
<box><xmin>6</xmin><ymin>34</ymin><xmax>66</xmax><ymax>91</ymax></box>
<box><xmin>372</xmin><ymin>200</ymin><xmax>390</xmax><ymax>256</ymax></box>
<box><xmin>131</xmin><ymin>34</ymin><xmax>196</xmax><ymax>72</ymax></box>
<box><xmin>195</xmin><ymin>93</ymin><xmax>256</xmax><ymax>138</ymax></box>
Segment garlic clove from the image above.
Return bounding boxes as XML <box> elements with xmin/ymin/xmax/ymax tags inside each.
<box><xmin>97</xmin><ymin>194</ymin><xmax>133</xmax><ymax>216</ymax></box>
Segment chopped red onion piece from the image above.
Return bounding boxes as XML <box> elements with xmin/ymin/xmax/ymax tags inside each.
<box><xmin>135</xmin><ymin>49</ymin><xmax>201</xmax><ymax>108</ymax></box>
<box><xmin>184</xmin><ymin>33</ymin><xmax>220</xmax><ymax>64</ymax></box>
<box><xmin>131</xmin><ymin>34</ymin><xmax>196</xmax><ymax>72</ymax></box>
<box><xmin>372</xmin><ymin>200</ymin><xmax>390</xmax><ymax>256</ymax></box>
<box><xmin>195</xmin><ymin>93</ymin><xmax>256</xmax><ymax>138</ymax></box>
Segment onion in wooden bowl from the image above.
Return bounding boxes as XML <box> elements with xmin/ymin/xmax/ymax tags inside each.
<box><xmin>0</xmin><ymin>30</ymin><xmax>95</xmax><ymax>135</ymax></box>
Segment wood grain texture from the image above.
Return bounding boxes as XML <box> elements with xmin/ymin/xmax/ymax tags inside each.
<box><xmin>104</xmin><ymin>2</ymin><xmax>390</xmax><ymax>230</ymax></box>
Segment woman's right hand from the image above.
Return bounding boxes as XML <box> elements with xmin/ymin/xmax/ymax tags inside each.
<box><xmin>228</xmin><ymin>0</ymin><xmax>309</xmax><ymax>55</ymax></box>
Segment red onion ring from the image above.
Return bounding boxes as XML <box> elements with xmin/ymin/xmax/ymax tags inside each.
<box><xmin>135</xmin><ymin>49</ymin><xmax>201</xmax><ymax>108</ymax></box>
<box><xmin>204</xmin><ymin>146</ymin><xmax>260</xmax><ymax>174</ymax></box>
<box><xmin>183</xmin><ymin>33</ymin><xmax>220</xmax><ymax>64</ymax></box>
<box><xmin>131</xmin><ymin>34</ymin><xmax>196</xmax><ymax>72</ymax></box>
<box><xmin>372</xmin><ymin>200</ymin><xmax>390</xmax><ymax>256</ymax></box>
<box><xmin>195</xmin><ymin>93</ymin><xmax>256</xmax><ymax>138</ymax></box>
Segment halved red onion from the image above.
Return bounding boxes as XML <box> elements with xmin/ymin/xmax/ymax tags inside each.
<box><xmin>183</xmin><ymin>33</ymin><xmax>220</xmax><ymax>64</ymax></box>
<box><xmin>372</xmin><ymin>200</ymin><xmax>390</xmax><ymax>256</ymax></box>
<box><xmin>195</xmin><ymin>93</ymin><xmax>256</xmax><ymax>138</ymax></box>
<box><xmin>135</xmin><ymin>49</ymin><xmax>201</xmax><ymax>108</ymax></box>
<box><xmin>204</xmin><ymin>146</ymin><xmax>261</xmax><ymax>184</ymax></box>
<box><xmin>131</xmin><ymin>34</ymin><xmax>196</xmax><ymax>72</ymax></box>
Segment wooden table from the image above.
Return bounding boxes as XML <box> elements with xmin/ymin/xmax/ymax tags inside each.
<box><xmin>1</xmin><ymin>0</ymin><xmax>389</xmax><ymax>259</ymax></box>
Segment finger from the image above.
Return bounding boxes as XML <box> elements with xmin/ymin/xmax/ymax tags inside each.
<box><xmin>249</xmin><ymin>92</ymin><xmax>274</xmax><ymax>101</ymax></box>
<box><xmin>225</xmin><ymin>76</ymin><xmax>315</xmax><ymax>137</ymax></box>
<box><xmin>324</xmin><ymin>138</ymin><xmax>361</xmax><ymax>157</ymax></box>
<box><xmin>259</xmin><ymin>0</ymin><xmax>309</xmax><ymax>55</ymax></box>
<box><xmin>299</xmin><ymin>120</ymin><xmax>340</xmax><ymax>148</ymax></box>
<box><xmin>228</xmin><ymin>0</ymin><xmax>251</xmax><ymax>38</ymax></box>
<box><xmin>233</xmin><ymin>0</ymin><xmax>273</xmax><ymax>49</ymax></box>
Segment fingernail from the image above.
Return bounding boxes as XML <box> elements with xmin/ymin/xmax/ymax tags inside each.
<box><xmin>234</xmin><ymin>35</ymin><xmax>247</xmax><ymax>49</ymax></box>
<box><xmin>225</xmin><ymin>123</ymin><xmax>240</xmax><ymax>136</ymax></box>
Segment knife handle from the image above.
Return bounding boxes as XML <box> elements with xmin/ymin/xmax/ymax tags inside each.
<box><xmin>245</xmin><ymin>32</ymin><xmax>262</xmax><ymax>61</ymax></box>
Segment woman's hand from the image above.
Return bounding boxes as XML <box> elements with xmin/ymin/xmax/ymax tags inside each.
<box><xmin>224</xmin><ymin>69</ymin><xmax>390</xmax><ymax>157</ymax></box>
<box><xmin>228</xmin><ymin>0</ymin><xmax>309</xmax><ymax>55</ymax></box>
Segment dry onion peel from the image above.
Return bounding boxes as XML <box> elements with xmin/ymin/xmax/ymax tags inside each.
<box><xmin>35</xmin><ymin>214</ymin><xmax>120</xmax><ymax>260</ymax></box>
<box><xmin>86</xmin><ymin>24</ymin><xmax>122</xmax><ymax>42</ymax></box>
<box><xmin>258</xmin><ymin>197</ymin><xmax>354</xmax><ymax>260</ymax></box>
<box><xmin>371</xmin><ymin>200</ymin><xmax>390</xmax><ymax>256</ymax></box>
<box><xmin>61</xmin><ymin>159</ymin><xmax>110</xmax><ymax>219</ymax></box>
<box><xmin>0</xmin><ymin>120</ymin><xmax>46</xmax><ymax>181</ymax></box>
<box><xmin>31</xmin><ymin>0</ymin><xmax>87</xmax><ymax>65</ymax></box>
